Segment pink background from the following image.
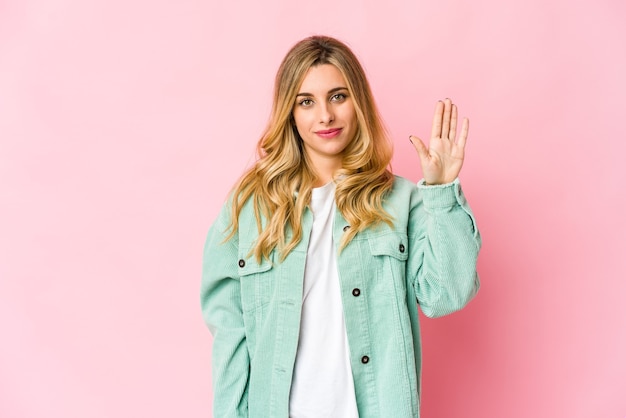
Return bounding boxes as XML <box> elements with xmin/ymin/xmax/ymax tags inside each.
<box><xmin>1</xmin><ymin>0</ymin><xmax>625</xmax><ymax>416</ymax></box>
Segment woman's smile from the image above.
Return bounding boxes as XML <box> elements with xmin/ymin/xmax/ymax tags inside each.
<box><xmin>315</xmin><ymin>128</ymin><xmax>343</xmax><ymax>139</ymax></box>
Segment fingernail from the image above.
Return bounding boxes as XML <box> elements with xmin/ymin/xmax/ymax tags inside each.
<box><xmin>408</xmin><ymin>136</ymin><xmax>413</xmax><ymax>143</ymax></box>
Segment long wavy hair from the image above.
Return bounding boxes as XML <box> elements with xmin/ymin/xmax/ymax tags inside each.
<box><xmin>228</xmin><ymin>35</ymin><xmax>394</xmax><ymax>262</ymax></box>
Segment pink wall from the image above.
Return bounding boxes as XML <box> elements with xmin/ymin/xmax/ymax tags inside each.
<box><xmin>1</xmin><ymin>0</ymin><xmax>625</xmax><ymax>416</ymax></box>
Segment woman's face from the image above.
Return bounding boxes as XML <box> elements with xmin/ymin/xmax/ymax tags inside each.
<box><xmin>292</xmin><ymin>64</ymin><xmax>357</xmax><ymax>181</ymax></box>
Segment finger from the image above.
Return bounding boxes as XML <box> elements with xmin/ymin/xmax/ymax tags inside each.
<box><xmin>457</xmin><ymin>117</ymin><xmax>469</xmax><ymax>150</ymax></box>
<box><xmin>409</xmin><ymin>135</ymin><xmax>429</xmax><ymax>162</ymax></box>
<box><xmin>449</xmin><ymin>104</ymin><xmax>458</xmax><ymax>141</ymax></box>
<box><xmin>430</xmin><ymin>101</ymin><xmax>444</xmax><ymax>139</ymax></box>
<box><xmin>441</xmin><ymin>98</ymin><xmax>452</xmax><ymax>139</ymax></box>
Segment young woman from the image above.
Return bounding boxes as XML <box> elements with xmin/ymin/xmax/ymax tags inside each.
<box><xmin>201</xmin><ymin>35</ymin><xmax>480</xmax><ymax>417</ymax></box>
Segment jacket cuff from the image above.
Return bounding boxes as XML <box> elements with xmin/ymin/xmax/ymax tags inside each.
<box><xmin>417</xmin><ymin>178</ymin><xmax>467</xmax><ymax>209</ymax></box>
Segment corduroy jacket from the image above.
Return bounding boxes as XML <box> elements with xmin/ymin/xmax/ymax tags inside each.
<box><xmin>201</xmin><ymin>176</ymin><xmax>481</xmax><ymax>417</ymax></box>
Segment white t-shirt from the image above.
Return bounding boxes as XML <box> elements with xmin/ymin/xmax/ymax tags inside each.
<box><xmin>289</xmin><ymin>181</ymin><xmax>359</xmax><ymax>418</ymax></box>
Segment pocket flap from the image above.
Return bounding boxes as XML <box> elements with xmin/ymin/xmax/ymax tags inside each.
<box><xmin>367</xmin><ymin>231</ymin><xmax>409</xmax><ymax>261</ymax></box>
<box><xmin>238</xmin><ymin>245</ymin><xmax>274</xmax><ymax>276</ymax></box>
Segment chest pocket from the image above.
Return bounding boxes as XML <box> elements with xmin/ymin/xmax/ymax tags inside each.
<box><xmin>238</xmin><ymin>245</ymin><xmax>275</xmax><ymax>313</ymax></box>
<box><xmin>367</xmin><ymin>231</ymin><xmax>409</xmax><ymax>296</ymax></box>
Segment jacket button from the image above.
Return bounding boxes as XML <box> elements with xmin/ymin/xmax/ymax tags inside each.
<box><xmin>352</xmin><ymin>288</ymin><xmax>361</xmax><ymax>297</ymax></box>
<box><xmin>361</xmin><ymin>355</ymin><xmax>370</xmax><ymax>364</ymax></box>
<box><xmin>399</xmin><ymin>243</ymin><xmax>405</xmax><ymax>253</ymax></box>
<box><xmin>343</xmin><ymin>225</ymin><xmax>350</xmax><ymax>232</ymax></box>
<box><xmin>238</xmin><ymin>259</ymin><xmax>245</xmax><ymax>268</ymax></box>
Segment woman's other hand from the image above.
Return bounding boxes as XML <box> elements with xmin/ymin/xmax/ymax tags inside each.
<box><xmin>409</xmin><ymin>98</ymin><xmax>469</xmax><ymax>185</ymax></box>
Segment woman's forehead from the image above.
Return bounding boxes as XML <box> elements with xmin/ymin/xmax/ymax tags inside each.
<box><xmin>297</xmin><ymin>64</ymin><xmax>347</xmax><ymax>94</ymax></box>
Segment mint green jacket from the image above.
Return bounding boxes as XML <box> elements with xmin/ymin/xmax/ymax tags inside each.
<box><xmin>201</xmin><ymin>176</ymin><xmax>481</xmax><ymax>417</ymax></box>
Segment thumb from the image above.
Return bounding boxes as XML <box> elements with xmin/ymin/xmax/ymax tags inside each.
<box><xmin>409</xmin><ymin>135</ymin><xmax>429</xmax><ymax>161</ymax></box>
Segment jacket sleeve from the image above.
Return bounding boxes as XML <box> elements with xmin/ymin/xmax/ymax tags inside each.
<box><xmin>201</xmin><ymin>202</ymin><xmax>249</xmax><ymax>417</ymax></box>
<box><xmin>407</xmin><ymin>178</ymin><xmax>481</xmax><ymax>318</ymax></box>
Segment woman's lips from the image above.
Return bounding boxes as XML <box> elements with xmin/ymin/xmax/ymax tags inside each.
<box><xmin>315</xmin><ymin>128</ymin><xmax>342</xmax><ymax>139</ymax></box>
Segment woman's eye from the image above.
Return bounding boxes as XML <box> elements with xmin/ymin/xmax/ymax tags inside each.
<box><xmin>299</xmin><ymin>99</ymin><xmax>313</xmax><ymax>106</ymax></box>
<box><xmin>331</xmin><ymin>93</ymin><xmax>346</xmax><ymax>102</ymax></box>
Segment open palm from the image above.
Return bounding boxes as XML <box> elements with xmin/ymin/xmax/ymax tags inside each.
<box><xmin>410</xmin><ymin>98</ymin><xmax>469</xmax><ymax>185</ymax></box>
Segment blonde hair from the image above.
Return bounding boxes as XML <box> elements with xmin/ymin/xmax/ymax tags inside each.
<box><xmin>229</xmin><ymin>35</ymin><xmax>394</xmax><ymax>262</ymax></box>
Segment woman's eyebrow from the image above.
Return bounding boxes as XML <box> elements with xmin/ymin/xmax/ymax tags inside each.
<box><xmin>295</xmin><ymin>87</ymin><xmax>348</xmax><ymax>97</ymax></box>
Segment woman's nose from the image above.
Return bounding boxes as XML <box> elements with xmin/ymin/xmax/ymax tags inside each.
<box><xmin>318</xmin><ymin>104</ymin><xmax>334</xmax><ymax>124</ymax></box>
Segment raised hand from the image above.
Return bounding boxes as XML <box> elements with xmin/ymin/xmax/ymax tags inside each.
<box><xmin>409</xmin><ymin>98</ymin><xmax>469</xmax><ymax>185</ymax></box>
